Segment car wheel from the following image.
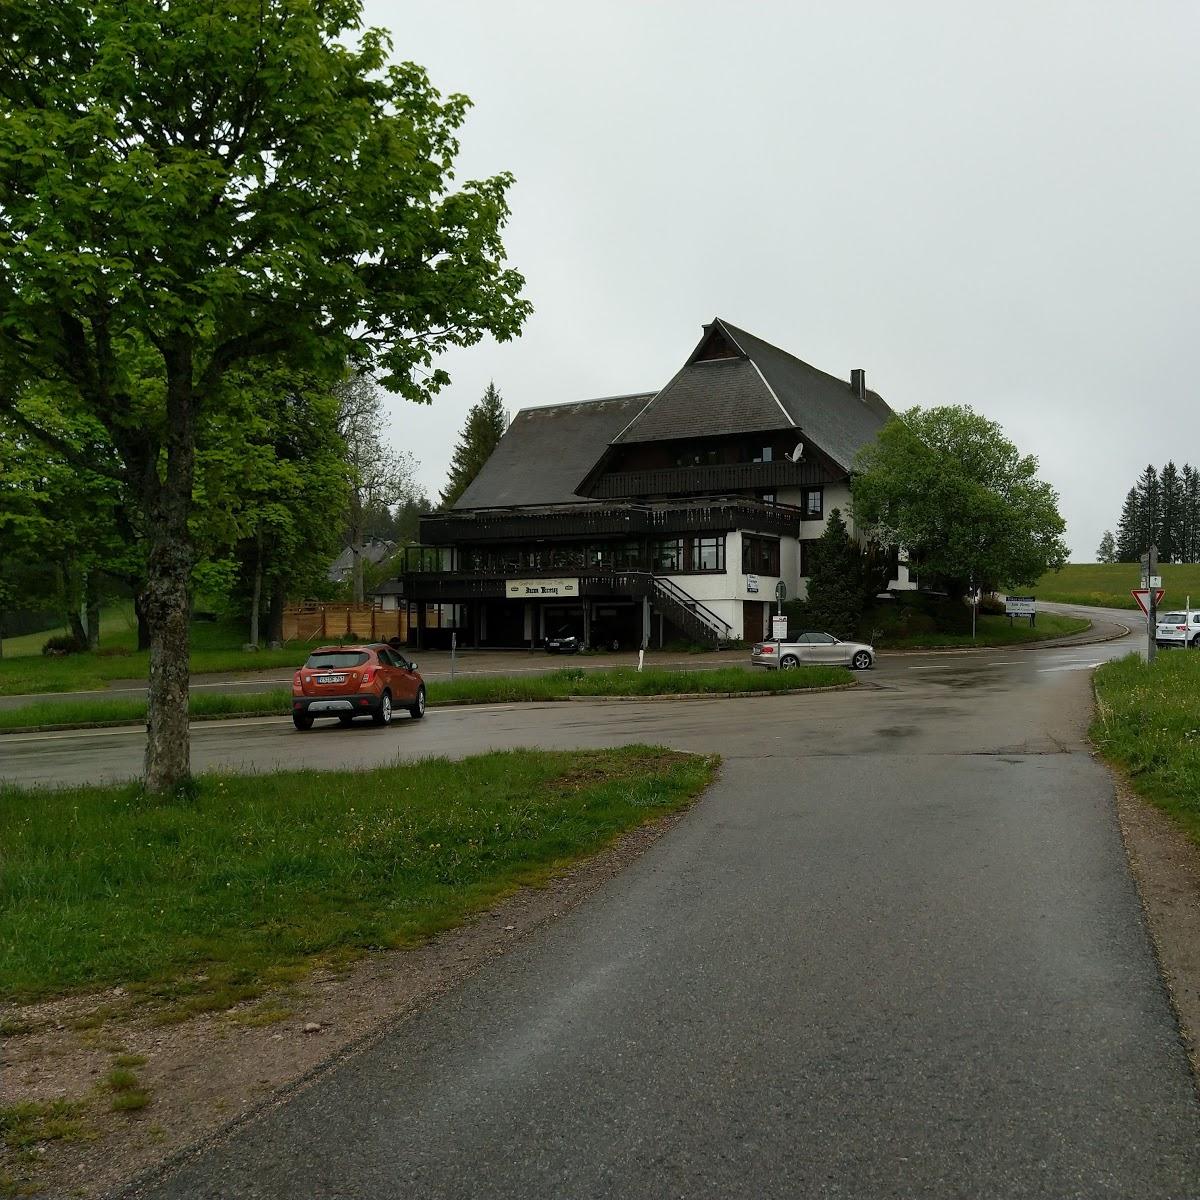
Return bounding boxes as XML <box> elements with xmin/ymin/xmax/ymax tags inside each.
<box><xmin>292</xmin><ymin>712</ymin><xmax>313</xmax><ymax>731</ymax></box>
<box><xmin>779</xmin><ymin>654</ymin><xmax>800</xmax><ymax>670</ymax></box>
<box><xmin>409</xmin><ymin>686</ymin><xmax>426</xmax><ymax>720</ymax></box>
<box><xmin>372</xmin><ymin>690</ymin><xmax>393</xmax><ymax>726</ymax></box>
<box><xmin>1192</xmin><ymin>635</ymin><xmax>1200</xmax><ymax>650</ymax></box>
<box><xmin>852</xmin><ymin>650</ymin><xmax>873</xmax><ymax>670</ymax></box>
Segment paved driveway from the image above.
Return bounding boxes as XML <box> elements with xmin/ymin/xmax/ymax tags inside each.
<box><xmin>16</xmin><ymin>605</ymin><xmax>1198</xmax><ymax>1198</ymax></box>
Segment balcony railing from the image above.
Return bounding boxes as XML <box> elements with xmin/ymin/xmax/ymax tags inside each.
<box><xmin>419</xmin><ymin>498</ymin><xmax>805</xmax><ymax>544</ymax></box>
<box><xmin>587</xmin><ymin>459</ymin><xmax>832</xmax><ymax>499</ymax></box>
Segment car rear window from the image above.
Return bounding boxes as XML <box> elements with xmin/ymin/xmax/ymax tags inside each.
<box><xmin>1161</xmin><ymin>613</ymin><xmax>1187</xmax><ymax>624</ymax></box>
<box><xmin>305</xmin><ymin>651</ymin><xmax>369</xmax><ymax>669</ymax></box>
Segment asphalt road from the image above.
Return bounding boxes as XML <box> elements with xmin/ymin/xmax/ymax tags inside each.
<box><xmin>16</xmin><ymin>604</ymin><xmax>1200</xmax><ymax>1198</ymax></box>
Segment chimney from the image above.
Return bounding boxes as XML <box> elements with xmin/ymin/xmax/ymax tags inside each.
<box><xmin>850</xmin><ymin>368</ymin><xmax>866</xmax><ymax>400</ymax></box>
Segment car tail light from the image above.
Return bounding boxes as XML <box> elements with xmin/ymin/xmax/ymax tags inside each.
<box><xmin>1179</xmin><ymin>626</ymin><xmax>1188</xmax><ymax>632</ymax></box>
<box><xmin>361</xmin><ymin>667</ymin><xmax>376</xmax><ymax>685</ymax></box>
<box><xmin>293</xmin><ymin>671</ymin><xmax>302</xmax><ymax>688</ymax></box>
<box><xmin>761</xmin><ymin>644</ymin><xmax>775</xmax><ymax>654</ymax></box>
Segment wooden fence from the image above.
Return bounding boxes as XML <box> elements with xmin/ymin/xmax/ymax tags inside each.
<box><xmin>282</xmin><ymin>602</ymin><xmax>408</xmax><ymax>643</ymax></box>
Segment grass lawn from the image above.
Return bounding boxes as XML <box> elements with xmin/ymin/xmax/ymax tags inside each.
<box><xmin>1032</xmin><ymin>562</ymin><xmax>1200</xmax><ymax>610</ymax></box>
<box><xmin>0</xmin><ymin>665</ymin><xmax>850</xmax><ymax>732</ymax></box>
<box><xmin>1092</xmin><ymin>652</ymin><xmax>1200</xmax><ymax>840</ymax></box>
<box><xmin>872</xmin><ymin>611</ymin><xmax>1090</xmax><ymax>650</ymax></box>
<box><xmin>0</xmin><ymin>747</ymin><xmax>717</xmax><ymax>1009</ymax></box>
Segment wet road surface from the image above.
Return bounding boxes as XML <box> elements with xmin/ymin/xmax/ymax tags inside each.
<box><xmin>14</xmin><ymin>605</ymin><xmax>1200</xmax><ymax>1199</ymax></box>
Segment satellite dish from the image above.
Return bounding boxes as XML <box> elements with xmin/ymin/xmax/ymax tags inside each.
<box><xmin>785</xmin><ymin>441</ymin><xmax>805</xmax><ymax>463</ymax></box>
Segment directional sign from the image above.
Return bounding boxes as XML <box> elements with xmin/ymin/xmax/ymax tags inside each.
<box><xmin>1132</xmin><ymin>588</ymin><xmax>1165</xmax><ymax>617</ymax></box>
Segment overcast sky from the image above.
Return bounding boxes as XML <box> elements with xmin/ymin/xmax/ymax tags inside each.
<box><xmin>362</xmin><ymin>0</ymin><xmax>1200</xmax><ymax>560</ymax></box>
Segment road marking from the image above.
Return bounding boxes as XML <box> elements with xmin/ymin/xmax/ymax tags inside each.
<box><xmin>1037</xmin><ymin>663</ymin><xmax>1102</xmax><ymax>673</ymax></box>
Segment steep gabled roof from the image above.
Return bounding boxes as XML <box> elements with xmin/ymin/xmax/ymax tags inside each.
<box><xmin>611</xmin><ymin>356</ymin><xmax>793</xmax><ymax>444</ymax></box>
<box><xmin>716</xmin><ymin>319</ymin><xmax>894</xmax><ymax>471</ymax></box>
<box><xmin>453</xmin><ymin>392</ymin><xmax>654</xmax><ymax>509</ymax></box>
<box><xmin>609</xmin><ymin>318</ymin><xmax>894</xmax><ymax>472</ymax></box>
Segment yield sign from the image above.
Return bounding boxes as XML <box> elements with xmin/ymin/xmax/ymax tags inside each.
<box><xmin>1131</xmin><ymin>588</ymin><xmax>1165</xmax><ymax>617</ymax></box>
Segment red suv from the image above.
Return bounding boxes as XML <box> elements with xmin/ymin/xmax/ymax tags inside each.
<box><xmin>292</xmin><ymin>644</ymin><xmax>426</xmax><ymax>731</ymax></box>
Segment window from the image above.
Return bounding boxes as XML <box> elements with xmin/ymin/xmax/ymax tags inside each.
<box><xmin>758</xmin><ymin>491</ymin><xmax>777</xmax><ymax>506</ymax></box>
<box><xmin>751</xmin><ymin>445</ymin><xmax>774</xmax><ymax>463</ymax></box>
<box><xmin>690</xmin><ymin>535</ymin><xmax>725</xmax><ymax>572</ymax></box>
<box><xmin>615</xmin><ymin>541</ymin><xmax>642</xmax><ymax>570</ymax></box>
<box><xmin>305</xmin><ymin>650</ymin><xmax>369</xmax><ymax>669</ymax></box>
<box><xmin>804</xmin><ymin>488</ymin><xmax>823</xmax><ymax>518</ymax></box>
<box><xmin>741</xmin><ymin>536</ymin><xmax>780</xmax><ymax>576</ymax></box>
<box><xmin>654</xmin><ymin>538</ymin><xmax>684</xmax><ymax>572</ymax></box>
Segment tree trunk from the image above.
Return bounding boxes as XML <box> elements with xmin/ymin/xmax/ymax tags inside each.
<box><xmin>143</xmin><ymin>347</ymin><xmax>196</xmax><ymax>796</ymax></box>
<box><xmin>86</xmin><ymin>585</ymin><xmax>101</xmax><ymax>652</ymax></box>
<box><xmin>248</xmin><ymin>531</ymin><xmax>263</xmax><ymax>649</ymax></box>
<box><xmin>351</xmin><ymin>543</ymin><xmax>364</xmax><ymax>604</ymax></box>
<box><xmin>267</xmin><ymin>578</ymin><xmax>285</xmax><ymax>646</ymax></box>
<box><xmin>134</xmin><ymin>592</ymin><xmax>152</xmax><ymax>652</ymax></box>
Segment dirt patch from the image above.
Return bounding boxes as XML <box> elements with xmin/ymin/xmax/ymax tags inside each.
<box><xmin>1113</xmin><ymin>772</ymin><xmax>1200</xmax><ymax>1078</ymax></box>
<box><xmin>0</xmin><ymin>803</ymin><xmax>697</xmax><ymax>1198</ymax></box>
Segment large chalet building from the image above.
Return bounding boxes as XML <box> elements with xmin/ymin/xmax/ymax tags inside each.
<box><xmin>383</xmin><ymin>318</ymin><xmax>905</xmax><ymax>649</ymax></box>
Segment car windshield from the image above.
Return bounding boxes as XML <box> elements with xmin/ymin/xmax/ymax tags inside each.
<box><xmin>1161</xmin><ymin>613</ymin><xmax>1187</xmax><ymax>624</ymax></box>
<box><xmin>305</xmin><ymin>651</ymin><xmax>369</xmax><ymax>669</ymax></box>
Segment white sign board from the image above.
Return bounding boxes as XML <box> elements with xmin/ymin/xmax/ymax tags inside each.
<box><xmin>505</xmin><ymin>578</ymin><xmax>579</xmax><ymax>599</ymax></box>
<box><xmin>1148</xmin><ymin>575</ymin><xmax>1163</xmax><ymax>589</ymax></box>
<box><xmin>746</xmin><ymin>574</ymin><xmax>760</xmax><ymax>594</ymax></box>
<box><xmin>1005</xmin><ymin>596</ymin><xmax>1036</xmax><ymax>616</ymax></box>
<box><xmin>771</xmin><ymin>614</ymin><xmax>788</xmax><ymax>640</ymax></box>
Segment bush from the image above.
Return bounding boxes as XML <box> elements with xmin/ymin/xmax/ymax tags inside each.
<box><xmin>978</xmin><ymin>595</ymin><xmax>1006</xmax><ymax>616</ymax></box>
<box><xmin>41</xmin><ymin>634</ymin><xmax>84</xmax><ymax>657</ymax></box>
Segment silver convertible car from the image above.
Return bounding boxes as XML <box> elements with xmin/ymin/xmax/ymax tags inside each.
<box><xmin>751</xmin><ymin>631</ymin><xmax>875</xmax><ymax>671</ymax></box>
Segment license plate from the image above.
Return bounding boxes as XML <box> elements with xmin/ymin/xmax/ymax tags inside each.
<box><xmin>316</xmin><ymin>674</ymin><xmax>346</xmax><ymax>684</ymax></box>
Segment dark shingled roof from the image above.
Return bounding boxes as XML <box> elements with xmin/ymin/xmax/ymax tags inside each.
<box><xmin>611</xmin><ymin>357</ymin><xmax>791</xmax><ymax>444</ymax></box>
<box><xmin>717</xmin><ymin>320</ymin><xmax>894</xmax><ymax>471</ymax></box>
<box><xmin>453</xmin><ymin>393</ymin><xmax>654</xmax><ymax>509</ymax></box>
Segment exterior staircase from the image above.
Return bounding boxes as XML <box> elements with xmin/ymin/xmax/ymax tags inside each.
<box><xmin>650</xmin><ymin>576</ymin><xmax>733</xmax><ymax>647</ymax></box>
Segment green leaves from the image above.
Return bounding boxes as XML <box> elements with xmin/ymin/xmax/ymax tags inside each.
<box><xmin>852</xmin><ymin>405</ymin><xmax>1069</xmax><ymax>593</ymax></box>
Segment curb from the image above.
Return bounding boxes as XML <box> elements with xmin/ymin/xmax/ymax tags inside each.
<box><xmin>562</xmin><ymin>683</ymin><xmax>858</xmax><ymax>702</ymax></box>
<box><xmin>877</xmin><ymin>617</ymin><xmax>1133</xmax><ymax>658</ymax></box>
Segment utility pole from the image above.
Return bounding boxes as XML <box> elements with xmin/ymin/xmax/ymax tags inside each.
<box><xmin>1142</xmin><ymin>545</ymin><xmax>1158</xmax><ymax>664</ymax></box>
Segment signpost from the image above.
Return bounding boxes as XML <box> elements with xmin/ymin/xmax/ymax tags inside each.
<box><xmin>772</xmin><ymin>580</ymin><xmax>788</xmax><ymax>641</ymax></box>
<box><xmin>1005</xmin><ymin>595</ymin><xmax>1036</xmax><ymax>628</ymax></box>
<box><xmin>1140</xmin><ymin>546</ymin><xmax>1159</xmax><ymax>663</ymax></box>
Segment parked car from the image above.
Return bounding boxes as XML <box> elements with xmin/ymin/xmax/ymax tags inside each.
<box><xmin>1155</xmin><ymin>610</ymin><xmax>1200</xmax><ymax>649</ymax></box>
<box><xmin>751</xmin><ymin>631</ymin><xmax>875</xmax><ymax>671</ymax></box>
<box><xmin>544</xmin><ymin>625</ymin><xmax>582</xmax><ymax>654</ymax></box>
<box><xmin>291</xmin><ymin>644</ymin><xmax>425</xmax><ymax>730</ymax></box>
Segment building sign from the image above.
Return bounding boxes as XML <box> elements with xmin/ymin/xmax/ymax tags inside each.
<box><xmin>1005</xmin><ymin>596</ymin><xmax>1036</xmax><ymax>616</ymax></box>
<box><xmin>506</xmin><ymin>578</ymin><xmax>580</xmax><ymax>599</ymax></box>
<box><xmin>746</xmin><ymin>574</ymin><xmax>760</xmax><ymax>594</ymax></box>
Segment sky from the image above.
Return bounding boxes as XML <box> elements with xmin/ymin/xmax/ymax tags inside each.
<box><xmin>361</xmin><ymin>0</ymin><xmax>1200</xmax><ymax>560</ymax></box>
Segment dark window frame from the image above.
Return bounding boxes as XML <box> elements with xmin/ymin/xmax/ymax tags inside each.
<box><xmin>741</xmin><ymin>535</ymin><xmax>780</xmax><ymax>576</ymax></box>
<box><xmin>803</xmin><ymin>487</ymin><xmax>824</xmax><ymax>519</ymax></box>
<box><xmin>689</xmin><ymin>534</ymin><xmax>726</xmax><ymax>573</ymax></box>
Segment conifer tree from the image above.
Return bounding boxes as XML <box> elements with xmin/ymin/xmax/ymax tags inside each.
<box><xmin>803</xmin><ymin>509</ymin><xmax>863</xmax><ymax>639</ymax></box>
<box><xmin>1135</xmin><ymin>464</ymin><xmax>1161</xmax><ymax>555</ymax></box>
<box><xmin>1159</xmin><ymin>461</ymin><xmax>1183</xmax><ymax>562</ymax></box>
<box><xmin>439</xmin><ymin>382</ymin><xmax>508</xmax><ymax>509</ymax></box>
<box><xmin>1115</xmin><ymin>488</ymin><xmax>1141</xmax><ymax>561</ymax></box>
<box><xmin>1182</xmin><ymin>464</ymin><xmax>1200</xmax><ymax>563</ymax></box>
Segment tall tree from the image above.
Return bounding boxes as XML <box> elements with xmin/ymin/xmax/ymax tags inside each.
<box><xmin>1182</xmin><ymin>464</ymin><xmax>1200</xmax><ymax>563</ymax></box>
<box><xmin>1115</xmin><ymin>488</ymin><xmax>1142</xmax><ymax>562</ymax></box>
<box><xmin>851</xmin><ymin>405</ymin><xmax>1068</xmax><ymax>599</ymax></box>
<box><xmin>1135</xmin><ymin>464</ymin><xmax>1161</xmax><ymax>557</ymax></box>
<box><xmin>1159</xmin><ymin>461</ymin><xmax>1184</xmax><ymax>562</ymax></box>
<box><xmin>0</xmin><ymin>2</ymin><xmax>530</xmax><ymax>792</ymax></box>
<box><xmin>336</xmin><ymin>373</ymin><xmax>419</xmax><ymax>603</ymax></box>
<box><xmin>1096</xmin><ymin>531</ymin><xmax>1117</xmax><ymax>564</ymax></box>
<box><xmin>803</xmin><ymin>509</ymin><xmax>864</xmax><ymax>639</ymax></box>
<box><xmin>439</xmin><ymin>381</ymin><xmax>508</xmax><ymax>509</ymax></box>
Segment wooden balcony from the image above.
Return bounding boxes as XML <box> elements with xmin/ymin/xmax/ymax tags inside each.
<box><xmin>586</xmin><ymin>459</ymin><xmax>832</xmax><ymax>499</ymax></box>
<box><xmin>420</xmin><ymin>499</ymin><xmax>805</xmax><ymax>545</ymax></box>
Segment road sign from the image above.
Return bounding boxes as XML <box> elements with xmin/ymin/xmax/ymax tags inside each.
<box><xmin>771</xmin><ymin>614</ymin><xmax>788</xmax><ymax>640</ymax></box>
<box><xmin>1148</xmin><ymin>575</ymin><xmax>1162</xmax><ymax>589</ymax></box>
<box><xmin>775</xmin><ymin>580</ymin><xmax>787</xmax><ymax>603</ymax></box>
<box><xmin>1131</xmin><ymin>588</ymin><xmax>1165</xmax><ymax>617</ymax></box>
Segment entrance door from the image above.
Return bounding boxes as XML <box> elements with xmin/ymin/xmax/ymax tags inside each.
<box><xmin>743</xmin><ymin>600</ymin><xmax>767</xmax><ymax>643</ymax></box>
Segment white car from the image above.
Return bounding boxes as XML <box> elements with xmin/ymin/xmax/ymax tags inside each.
<box><xmin>751</xmin><ymin>631</ymin><xmax>875</xmax><ymax>671</ymax></box>
<box><xmin>1155</xmin><ymin>610</ymin><xmax>1200</xmax><ymax>649</ymax></box>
